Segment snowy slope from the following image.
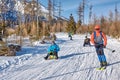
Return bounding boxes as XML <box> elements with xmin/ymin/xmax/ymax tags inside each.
<box><xmin>0</xmin><ymin>33</ymin><xmax>120</xmax><ymax>80</ymax></box>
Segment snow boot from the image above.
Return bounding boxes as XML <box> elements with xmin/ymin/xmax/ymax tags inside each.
<box><xmin>96</xmin><ymin>62</ymin><xmax>106</xmax><ymax>70</ymax></box>
<box><xmin>44</xmin><ymin>55</ymin><xmax>49</xmax><ymax>60</ymax></box>
<box><xmin>102</xmin><ymin>61</ymin><xmax>107</xmax><ymax>66</ymax></box>
<box><xmin>44</xmin><ymin>57</ymin><xmax>47</xmax><ymax>60</ymax></box>
<box><xmin>100</xmin><ymin>62</ymin><xmax>104</xmax><ymax>67</ymax></box>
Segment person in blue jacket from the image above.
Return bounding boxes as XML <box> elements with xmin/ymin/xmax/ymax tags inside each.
<box><xmin>44</xmin><ymin>40</ymin><xmax>60</xmax><ymax>60</ymax></box>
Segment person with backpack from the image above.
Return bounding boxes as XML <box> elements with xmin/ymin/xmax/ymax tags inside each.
<box><xmin>90</xmin><ymin>25</ymin><xmax>107</xmax><ymax>69</ymax></box>
<box><xmin>44</xmin><ymin>40</ymin><xmax>60</xmax><ymax>60</ymax></box>
<box><xmin>83</xmin><ymin>36</ymin><xmax>91</xmax><ymax>47</ymax></box>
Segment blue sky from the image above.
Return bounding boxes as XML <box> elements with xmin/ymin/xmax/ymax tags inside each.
<box><xmin>40</xmin><ymin>0</ymin><xmax>120</xmax><ymax>23</ymax></box>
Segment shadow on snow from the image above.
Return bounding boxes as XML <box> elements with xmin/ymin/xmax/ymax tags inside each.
<box><xmin>16</xmin><ymin>46</ymin><xmax>48</xmax><ymax>56</ymax></box>
<box><xmin>60</xmin><ymin>52</ymin><xmax>93</xmax><ymax>59</ymax></box>
<box><xmin>108</xmin><ymin>60</ymin><xmax>120</xmax><ymax>66</ymax></box>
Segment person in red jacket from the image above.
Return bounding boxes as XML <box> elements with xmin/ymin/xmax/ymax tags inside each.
<box><xmin>91</xmin><ymin>25</ymin><xmax>107</xmax><ymax>68</ymax></box>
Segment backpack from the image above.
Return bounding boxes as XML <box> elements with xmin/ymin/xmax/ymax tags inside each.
<box><xmin>94</xmin><ymin>31</ymin><xmax>103</xmax><ymax>44</ymax></box>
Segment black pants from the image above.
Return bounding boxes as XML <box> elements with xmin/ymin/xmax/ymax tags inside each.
<box><xmin>83</xmin><ymin>42</ymin><xmax>91</xmax><ymax>46</ymax></box>
<box><xmin>95</xmin><ymin>44</ymin><xmax>107</xmax><ymax>67</ymax></box>
<box><xmin>69</xmin><ymin>36</ymin><xmax>72</xmax><ymax>40</ymax></box>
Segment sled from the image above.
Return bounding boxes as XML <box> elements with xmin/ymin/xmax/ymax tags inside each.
<box><xmin>44</xmin><ymin>55</ymin><xmax>57</xmax><ymax>60</ymax></box>
<box><xmin>48</xmin><ymin>55</ymin><xmax>57</xmax><ymax>60</ymax></box>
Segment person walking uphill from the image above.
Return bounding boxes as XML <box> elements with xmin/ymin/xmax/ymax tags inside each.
<box><xmin>44</xmin><ymin>40</ymin><xmax>60</xmax><ymax>60</ymax></box>
<box><xmin>90</xmin><ymin>25</ymin><xmax>107</xmax><ymax>69</ymax></box>
<box><xmin>68</xmin><ymin>32</ymin><xmax>72</xmax><ymax>40</ymax></box>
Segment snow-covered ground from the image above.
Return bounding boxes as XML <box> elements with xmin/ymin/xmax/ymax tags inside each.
<box><xmin>0</xmin><ymin>33</ymin><xmax>120</xmax><ymax>80</ymax></box>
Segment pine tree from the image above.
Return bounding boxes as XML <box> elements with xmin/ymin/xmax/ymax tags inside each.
<box><xmin>66</xmin><ymin>14</ymin><xmax>76</xmax><ymax>34</ymax></box>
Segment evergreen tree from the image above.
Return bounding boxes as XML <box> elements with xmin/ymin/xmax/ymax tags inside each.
<box><xmin>66</xmin><ymin>14</ymin><xmax>76</xmax><ymax>34</ymax></box>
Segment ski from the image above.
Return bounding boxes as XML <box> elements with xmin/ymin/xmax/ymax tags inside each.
<box><xmin>96</xmin><ymin>66</ymin><xmax>106</xmax><ymax>70</ymax></box>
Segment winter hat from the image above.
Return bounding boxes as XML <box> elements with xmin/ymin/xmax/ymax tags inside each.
<box><xmin>95</xmin><ymin>25</ymin><xmax>100</xmax><ymax>30</ymax></box>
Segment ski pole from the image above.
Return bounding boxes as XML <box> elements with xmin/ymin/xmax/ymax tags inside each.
<box><xmin>90</xmin><ymin>45</ymin><xmax>115</xmax><ymax>53</ymax></box>
<box><xmin>105</xmin><ymin>47</ymin><xmax>115</xmax><ymax>53</ymax></box>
